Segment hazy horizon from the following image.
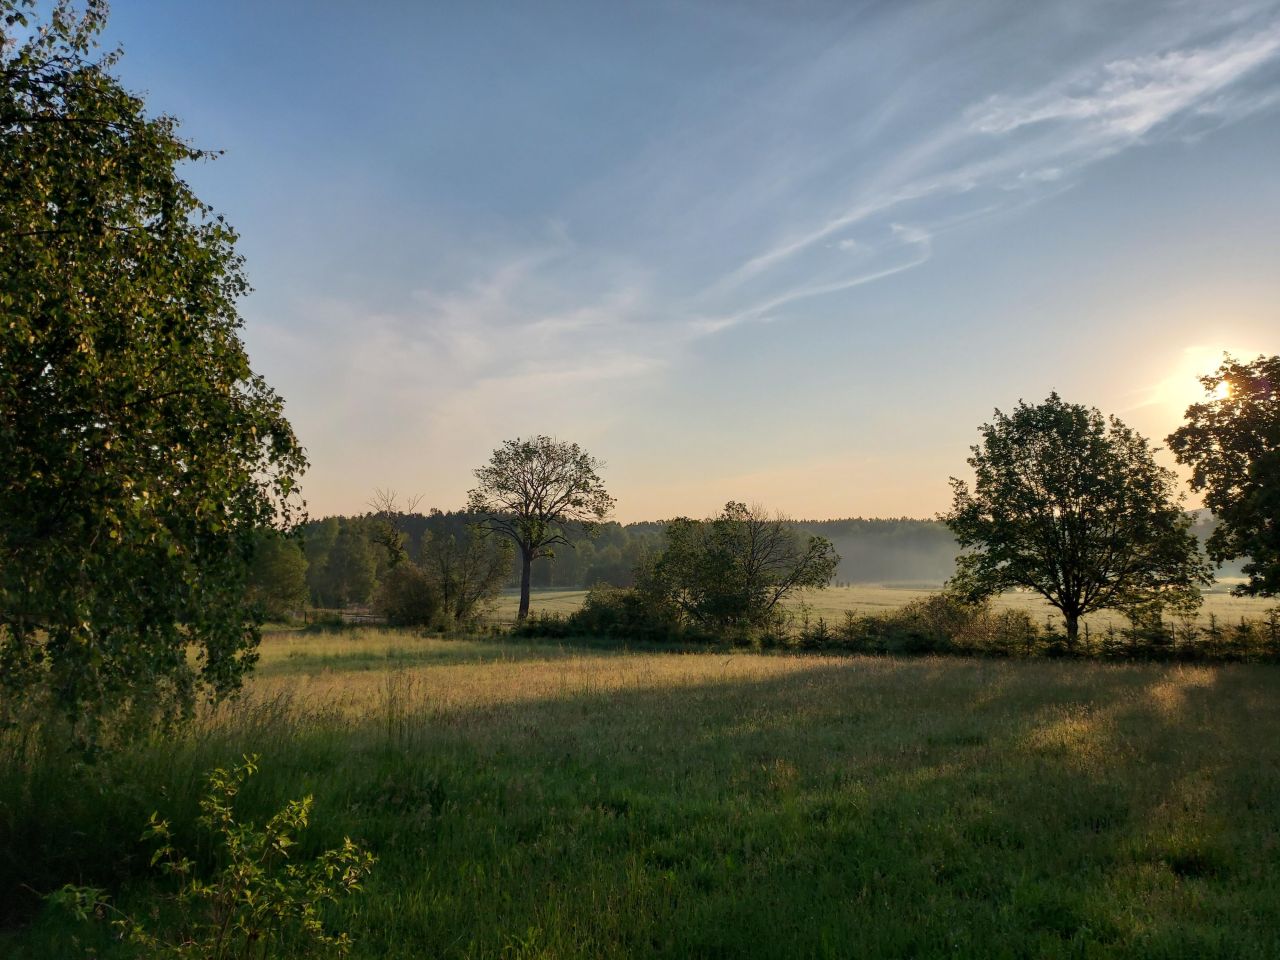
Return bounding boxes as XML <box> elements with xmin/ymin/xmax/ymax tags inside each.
<box><xmin>104</xmin><ymin>1</ymin><xmax>1280</xmax><ymax>522</ymax></box>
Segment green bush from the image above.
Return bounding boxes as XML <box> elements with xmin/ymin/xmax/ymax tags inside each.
<box><xmin>794</xmin><ymin>593</ymin><xmax>1041</xmax><ymax>657</ymax></box>
<box><xmin>642</xmin><ymin>503</ymin><xmax>839</xmax><ymax>633</ymax></box>
<box><xmin>373</xmin><ymin>563</ymin><xmax>441</xmax><ymax>629</ymax></box>
<box><xmin>971</xmin><ymin>607</ymin><xmax>1043</xmax><ymax>657</ymax></box>
<box><xmin>511</xmin><ymin>588</ymin><xmax>1277</xmax><ymax>664</ymax></box>
<box><xmin>569</xmin><ymin>583</ymin><xmax>686</xmax><ymax>641</ymax></box>
<box><xmin>50</xmin><ymin>755</ymin><xmax>375</xmax><ymax>958</ymax></box>
<box><xmin>509</xmin><ymin>610</ymin><xmax>574</xmax><ymax>640</ymax></box>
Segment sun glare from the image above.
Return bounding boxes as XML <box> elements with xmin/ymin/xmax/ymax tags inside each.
<box><xmin>1159</xmin><ymin>346</ymin><xmax>1250</xmax><ymax>413</ymax></box>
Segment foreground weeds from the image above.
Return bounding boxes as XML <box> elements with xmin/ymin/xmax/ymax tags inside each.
<box><xmin>3</xmin><ymin>631</ymin><xmax>1280</xmax><ymax>958</ymax></box>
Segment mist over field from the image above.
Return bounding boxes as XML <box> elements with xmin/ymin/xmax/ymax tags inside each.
<box><xmin>296</xmin><ymin>510</ymin><xmax>1247</xmax><ymax>597</ymax></box>
<box><xmin>802</xmin><ymin>512</ymin><xmax>1247</xmax><ymax>588</ymax></box>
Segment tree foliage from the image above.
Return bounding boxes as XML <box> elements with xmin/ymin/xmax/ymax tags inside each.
<box><xmin>0</xmin><ymin>1</ymin><xmax>305</xmax><ymax>732</ymax></box>
<box><xmin>294</xmin><ymin>512</ymin><xmax>964</xmax><ymax>592</ymax></box>
<box><xmin>944</xmin><ymin>394</ymin><xmax>1209</xmax><ymax>644</ymax></box>
<box><xmin>467</xmin><ymin>436</ymin><xmax>614</xmax><ymax>619</ymax></box>
<box><xmin>366</xmin><ymin>488</ymin><xmax>421</xmax><ymax>569</ymax></box>
<box><xmin>313</xmin><ymin>525</ymin><xmax>376</xmax><ymax>608</ymax></box>
<box><xmin>370</xmin><ymin>531</ymin><xmax>512</xmax><ymax>630</ymax></box>
<box><xmin>423</xmin><ymin>531</ymin><xmax>513</xmax><ymax>625</ymax></box>
<box><xmin>245</xmin><ymin>533</ymin><xmax>308</xmax><ymax>622</ymax></box>
<box><xmin>373</xmin><ymin>562</ymin><xmax>440</xmax><ymax>628</ymax></box>
<box><xmin>1168</xmin><ymin>354</ymin><xmax>1280</xmax><ymax>597</ymax></box>
<box><xmin>643</xmin><ymin>502</ymin><xmax>840</xmax><ymax>632</ymax></box>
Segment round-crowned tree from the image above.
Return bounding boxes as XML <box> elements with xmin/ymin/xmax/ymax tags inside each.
<box><xmin>1</xmin><ymin>1</ymin><xmax>306</xmax><ymax>738</ymax></box>
<box><xmin>944</xmin><ymin>394</ymin><xmax>1210</xmax><ymax>646</ymax></box>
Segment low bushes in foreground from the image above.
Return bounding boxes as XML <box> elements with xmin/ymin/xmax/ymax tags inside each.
<box><xmin>51</xmin><ymin>755</ymin><xmax>375</xmax><ymax>958</ymax></box>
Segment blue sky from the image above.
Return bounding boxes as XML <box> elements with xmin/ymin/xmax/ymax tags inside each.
<box><xmin>103</xmin><ymin>0</ymin><xmax>1280</xmax><ymax>520</ymax></box>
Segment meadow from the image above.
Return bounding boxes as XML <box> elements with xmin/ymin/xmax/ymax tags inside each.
<box><xmin>5</xmin><ymin>628</ymin><xmax>1280</xmax><ymax>958</ymax></box>
<box><xmin>493</xmin><ymin>583</ymin><xmax>1279</xmax><ymax>631</ymax></box>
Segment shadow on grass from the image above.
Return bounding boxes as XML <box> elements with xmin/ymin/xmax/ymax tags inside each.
<box><xmin>4</xmin><ymin>656</ymin><xmax>1279</xmax><ymax>958</ymax></box>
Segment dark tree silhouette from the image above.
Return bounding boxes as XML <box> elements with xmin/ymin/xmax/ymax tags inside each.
<box><xmin>1168</xmin><ymin>354</ymin><xmax>1280</xmax><ymax>597</ymax></box>
<box><xmin>944</xmin><ymin>394</ymin><xmax>1209</xmax><ymax>646</ymax></box>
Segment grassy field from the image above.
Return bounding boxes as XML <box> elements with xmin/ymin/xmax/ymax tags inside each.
<box><xmin>5</xmin><ymin>629</ymin><xmax>1280</xmax><ymax>958</ymax></box>
<box><xmin>493</xmin><ymin>583</ymin><xmax>1278</xmax><ymax>631</ymax></box>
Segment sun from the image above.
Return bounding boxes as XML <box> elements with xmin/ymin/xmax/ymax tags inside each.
<box><xmin>1167</xmin><ymin>346</ymin><xmax>1249</xmax><ymax>411</ymax></box>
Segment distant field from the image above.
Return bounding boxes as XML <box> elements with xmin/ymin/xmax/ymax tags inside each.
<box><xmin>7</xmin><ymin>630</ymin><xmax>1280</xmax><ymax>958</ymax></box>
<box><xmin>493</xmin><ymin>583</ymin><xmax>1277</xmax><ymax>630</ymax></box>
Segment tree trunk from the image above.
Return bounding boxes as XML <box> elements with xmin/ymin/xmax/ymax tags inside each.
<box><xmin>1064</xmin><ymin>611</ymin><xmax>1080</xmax><ymax>649</ymax></box>
<box><xmin>518</xmin><ymin>546</ymin><xmax>533</xmax><ymax>620</ymax></box>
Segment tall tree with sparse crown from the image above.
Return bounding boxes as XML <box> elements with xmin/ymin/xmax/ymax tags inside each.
<box><xmin>467</xmin><ymin>436</ymin><xmax>614</xmax><ymax>620</ymax></box>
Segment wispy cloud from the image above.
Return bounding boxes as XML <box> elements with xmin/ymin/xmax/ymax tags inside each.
<box><xmin>969</xmin><ymin>27</ymin><xmax>1280</xmax><ymax>137</ymax></box>
<box><xmin>287</xmin><ymin>11</ymin><xmax>1280</xmax><ymax>421</ymax></box>
<box><xmin>698</xmin><ymin>223</ymin><xmax>934</xmax><ymax>332</ymax></box>
<box><xmin>251</xmin><ymin>229</ymin><xmax>699</xmax><ymax>481</ymax></box>
<box><xmin>699</xmin><ymin>10</ymin><xmax>1280</xmax><ymax>326</ymax></box>
<box><xmin>243</xmin><ymin>0</ymin><xmax>1280</xmax><ymax>515</ymax></box>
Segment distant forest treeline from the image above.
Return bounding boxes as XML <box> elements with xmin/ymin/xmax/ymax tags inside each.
<box><xmin>293</xmin><ymin>510</ymin><xmax>1238</xmax><ymax>609</ymax></box>
<box><xmin>298</xmin><ymin>513</ymin><xmax>954</xmax><ymax>607</ymax></box>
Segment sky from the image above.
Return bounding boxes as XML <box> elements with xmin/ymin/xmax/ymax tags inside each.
<box><xmin>101</xmin><ymin>0</ymin><xmax>1280</xmax><ymax>521</ymax></box>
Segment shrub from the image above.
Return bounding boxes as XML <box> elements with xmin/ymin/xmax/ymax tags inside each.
<box><xmin>509</xmin><ymin>610</ymin><xmax>574</xmax><ymax>640</ymax></box>
<box><xmin>819</xmin><ymin>593</ymin><xmax>1041</xmax><ymax>656</ymax></box>
<box><xmin>972</xmin><ymin>607</ymin><xmax>1043</xmax><ymax>657</ymax></box>
<box><xmin>643</xmin><ymin>502</ymin><xmax>839</xmax><ymax>632</ymax></box>
<box><xmin>422</xmin><ymin>532</ymin><xmax>513</xmax><ymax>628</ymax></box>
<box><xmin>50</xmin><ymin>755</ymin><xmax>375</xmax><ymax>958</ymax></box>
<box><xmin>510</xmin><ymin>587</ymin><xmax>1275</xmax><ymax>664</ymax></box>
<box><xmin>373</xmin><ymin>563</ymin><xmax>441</xmax><ymax>628</ymax></box>
<box><xmin>797</xmin><ymin>615</ymin><xmax>834</xmax><ymax>651</ymax></box>
<box><xmin>567</xmin><ymin>582</ymin><xmax>685</xmax><ymax>641</ymax></box>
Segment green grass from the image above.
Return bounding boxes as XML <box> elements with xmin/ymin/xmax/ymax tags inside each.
<box><xmin>4</xmin><ymin>631</ymin><xmax>1280</xmax><ymax>957</ymax></box>
<box><xmin>491</xmin><ymin>587</ymin><xmax>595</xmax><ymax>620</ymax></box>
